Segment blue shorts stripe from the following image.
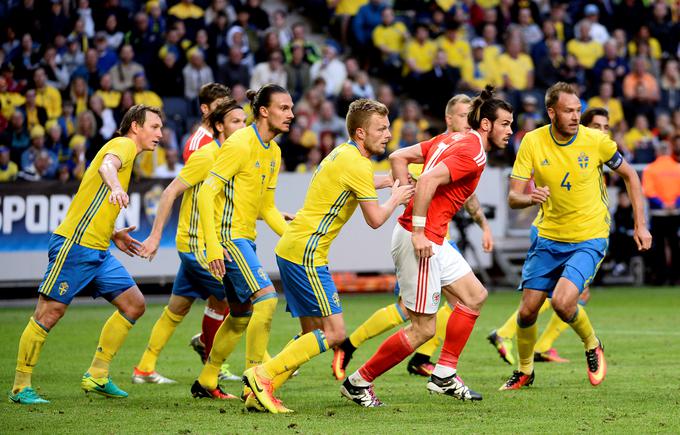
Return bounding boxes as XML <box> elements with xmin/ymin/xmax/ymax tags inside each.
<box><xmin>276</xmin><ymin>255</ymin><xmax>341</xmax><ymax>318</ymax></box>
<box><xmin>224</xmin><ymin>240</ymin><xmax>260</xmax><ymax>292</ymax></box>
<box><xmin>305</xmin><ymin>265</ymin><xmax>331</xmax><ymax>316</ymax></box>
<box><xmin>312</xmin><ymin>329</ymin><xmax>327</xmax><ymax>352</ymax></box>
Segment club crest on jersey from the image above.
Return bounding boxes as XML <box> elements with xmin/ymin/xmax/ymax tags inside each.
<box><xmin>59</xmin><ymin>281</ymin><xmax>69</xmax><ymax>295</ymax></box>
<box><xmin>257</xmin><ymin>267</ymin><xmax>267</xmax><ymax>281</ymax></box>
<box><xmin>432</xmin><ymin>292</ymin><xmax>441</xmax><ymax>306</ymax></box>
<box><xmin>577</xmin><ymin>152</ymin><xmax>589</xmax><ymax>169</ymax></box>
<box><xmin>270</xmin><ymin>160</ymin><xmax>276</xmax><ymax>173</ymax></box>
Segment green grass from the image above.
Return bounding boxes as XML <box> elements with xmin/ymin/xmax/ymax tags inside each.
<box><xmin>1</xmin><ymin>288</ymin><xmax>679</xmax><ymax>434</ymax></box>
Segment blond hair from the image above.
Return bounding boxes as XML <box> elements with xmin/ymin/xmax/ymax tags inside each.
<box><xmin>346</xmin><ymin>99</ymin><xmax>389</xmax><ymax>140</ymax></box>
<box><xmin>445</xmin><ymin>94</ymin><xmax>472</xmax><ymax>115</ymax></box>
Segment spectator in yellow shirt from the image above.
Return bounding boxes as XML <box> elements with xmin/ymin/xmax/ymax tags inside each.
<box><xmin>566</xmin><ymin>22</ymin><xmax>603</xmax><ymax>70</ymax></box>
<box><xmin>132</xmin><ymin>72</ymin><xmax>163</xmax><ymax>109</ymax></box>
<box><xmin>387</xmin><ymin>100</ymin><xmax>429</xmax><ymax>152</ymax></box>
<box><xmin>436</xmin><ymin>22</ymin><xmax>472</xmax><ymax>73</ymax></box>
<box><xmin>168</xmin><ymin>0</ymin><xmax>204</xmax><ymax>20</ymax></box>
<box><xmin>0</xmin><ymin>146</ymin><xmax>18</xmax><ymax>182</ymax></box>
<box><xmin>0</xmin><ymin>76</ymin><xmax>25</xmax><ymax>119</ymax></box>
<box><xmin>462</xmin><ymin>38</ymin><xmax>500</xmax><ymax>91</ymax></box>
<box><xmin>587</xmin><ymin>82</ymin><xmax>624</xmax><ymax>127</ymax></box>
<box><xmin>623</xmin><ymin>114</ymin><xmax>655</xmax><ymax>155</ymax></box>
<box><xmin>33</xmin><ymin>68</ymin><xmax>62</xmax><ymax>119</ymax></box>
<box><xmin>403</xmin><ymin>23</ymin><xmax>437</xmax><ymax>76</ymax></box>
<box><xmin>628</xmin><ymin>25</ymin><xmax>662</xmax><ymax>60</ymax></box>
<box><xmin>497</xmin><ymin>37</ymin><xmax>534</xmax><ymax>91</ymax></box>
<box><xmin>94</xmin><ymin>73</ymin><xmax>121</xmax><ymax>109</ymax></box>
<box><xmin>372</xmin><ymin>8</ymin><xmax>408</xmax><ymax>65</ymax></box>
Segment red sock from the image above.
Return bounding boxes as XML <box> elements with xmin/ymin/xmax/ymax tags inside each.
<box><xmin>201</xmin><ymin>307</ymin><xmax>227</xmax><ymax>358</ymax></box>
<box><xmin>358</xmin><ymin>329</ymin><xmax>414</xmax><ymax>383</ymax></box>
<box><xmin>437</xmin><ymin>302</ymin><xmax>479</xmax><ymax>369</ymax></box>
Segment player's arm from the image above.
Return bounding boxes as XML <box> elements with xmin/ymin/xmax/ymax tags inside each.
<box><xmin>197</xmin><ymin>174</ymin><xmax>228</xmax><ymax>276</ymax></box>
<box><xmin>99</xmin><ymin>153</ymin><xmax>128</xmax><ymax>208</ymax></box>
<box><xmin>373</xmin><ymin>174</ymin><xmax>394</xmax><ymax>189</ymax></box>
<box><xmin>612</xmin><ymin>159</ymin><xmax>652</xmax><ymax>251</ymax></box>
<box><xmin>259</xmin><ymin>188</ymin><xmax>288</xmax><ymax>236</ymax></box>
<box><xmin>389</xmin><ymin>143</ymin><xmax>424</xmax><ymax>186</ymax></box>
<box><xmin>463</xmin><ymin>193</ymin><xmax>493</xmax><ymax>252</ymax></box>
<box><xmin>358</xmin><ymin>179</ymin><xmax>414</xmax><ymax>229</ymax></box>
<box><xmin>410</xmin><ymin>162</ymin><xmax>451</xmax><ymax>258</ymax></box>
<box><xmin>508</xmin><ymin>178</ymin><xmax>550</xmax><ymax>209</ymax></box>
<box><xmin>139</xmin><ymin>177</ymin><xmax>190</xmax><ymax>260</ymax></box>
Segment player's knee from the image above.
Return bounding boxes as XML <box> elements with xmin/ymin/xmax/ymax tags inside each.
<box><xmin>323</xmin><ymin>326</ymin><xmax>346</xmax><ymax>347</ymax></box>
<box><xmin>123</xmin><ymin>302</ymin><xmax>146</xmax><ymax>321</ymax></box>
<box><xmin>413</xmin><ymin>320</ymin><xmax>436</xmax><ymax>343</ymax></box>
<box><xmin>467</xmin><ymin>286</ymin><xmax>488</xmax><ymax>311</ymax></box>
<box><xmin>34</xmin><ymin>308</ymin><xmax>65</xmax><ymax>330</ymax></box>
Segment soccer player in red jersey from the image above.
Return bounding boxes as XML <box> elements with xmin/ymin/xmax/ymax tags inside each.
<box><xmin>342</xmin><ymin>86</ymin><xmax>513</xmax><ymax>406</ymax></box>
<box><xmin>182</xmin><ymin>83</ymin><xmax>230</xmax><ymax>162</ymax></box>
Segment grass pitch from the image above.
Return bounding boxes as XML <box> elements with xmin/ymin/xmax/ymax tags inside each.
<box><xmin>1</xmin><ymin>287</ymin><xmax>679</xmax><ymax>434</ymax></box>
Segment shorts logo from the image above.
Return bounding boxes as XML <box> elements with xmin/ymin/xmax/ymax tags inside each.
<box><xmin>58</xmin><ymin>281</ymin><xmax>69</xmax><ymax>295</ymax></box>
<box><xmin>332</xmin><ymin>292</ymin><xmax>341</xmax><ymax>306</ymax></box>
<box><xmin>257</xmin><ymin>267</ymin><xmax>267</xmax><ymax>281</ymax></box>
<box><xmin>432</xmin><ymin>292</ymin><xmax>441</xmax><ymax>306</ymax></box>
<box><xmin>578</xmin><ymin>152</ymin><xmax>589</xmax><ymax>169</ymax></box>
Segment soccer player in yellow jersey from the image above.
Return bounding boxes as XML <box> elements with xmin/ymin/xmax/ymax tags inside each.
<box><xmin>500</xmin><ymin>83</ymin><xmax>652</xmax><ymax>390</ymax></box>
<box><xmin>488</xmin><ymin>107</ymin><xmax>612</xmax><ymax>366</ymax></box>
<box><xmin>8</xmin><ymin>105</ymin><xmax>163</xmax><ymax>404</ymax></box>
<box><xmin>191</xmin><ymin>84</ymin><xmax>294</xmax><ymax>399</ymax></box>
<box><xmin>131</xmin><ymin>100</ymin><xmax>246</xmax><ymax>390</ymax></box>
<box><xmin>332</xmin><ymin>95</ymin><xmax>495</xmax><ymax>381</ymax></box>
<box><xmin>242</xmin><ymin>99</ymin><xmax>414</xmax><ymax>414</ymax></box>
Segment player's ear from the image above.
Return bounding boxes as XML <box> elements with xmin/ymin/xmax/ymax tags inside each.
<box><xmin>200</xmin><ymin>104</ymin><xmax>209</xmax><ymax>116</ymax></box>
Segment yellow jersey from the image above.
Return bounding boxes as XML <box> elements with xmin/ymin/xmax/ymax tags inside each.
<box><xmin>200</xmin><ymin>125</ymin><xmax>281</xmax><ymax>261</ymax></box>
<box><xmin>276</xmin><ymin>141</ymin><xmax>378</xmax><ymax>267</ymax></box>
<box><xmin>511</xmin><ymin>125</ymin><xmax>618</xmax><ymax>243</ymax></box>
<box><xmin>403</xmin><ymin>40</ymin><xmax>438</xmax><ymax>74</ymax></box>
<box><xmin>497</xmin><ymin>53</ymin><xmax>534</xmax><ymax>90</ymax></box>
<box><xmin>436</xmin><ymin>35</ymin><xmax>472</xmax><ymax>71</ymax></box>
<box><xmin>176</xmin><ymin>140</ymin><xmax>222</xmax><ymax>253</ymax></box>
<box><xmin>372</xmin><ymin>21</ymin><xmax>408</xmax><ymax>54</ymax></box>
<box><xmin>54</xmin><ymin>137</ymin><xmax>137</xmax><ymax>250</ymax></box>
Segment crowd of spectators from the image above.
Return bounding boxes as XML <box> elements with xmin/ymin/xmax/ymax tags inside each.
<box><xmin>0</xmin><ymin>0</ymin><xmax>679</xmax><ymax>185</ymax></box>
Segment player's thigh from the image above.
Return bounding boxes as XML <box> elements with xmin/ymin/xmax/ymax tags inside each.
<box><xmin>276</xmin><ymin>255</ymin><xmax>342</xmax><ymax>318</ymax></box>
<box><xmin>519</xmin><ymin>237</ymin><xmax>567</xmax><ymax>294</ymax></box>
<box><xmin>441</xmin><ymin>271</ymin><xmax>487</xmax><ymax>311</ymax></box>
<box><xmin>110</xmin><ymin>285</ymin><xmax>145</xmax><ymax>320</ymax></box>
<box><xmin>561</xmin><ymin>238</ymin><xmax>608</xmax><ymax>294</ymax></box>
<box><xmin>392</xmin><ymin>225</ymin><xmax>442</xmax><ymax>315</ymax></box>
<box><xmin>167</xmin><ymin>294</ymin><xmax>195</xmax><ymax>316</ymax></box>
<box><xmin>91</xmin><ymin>251</ymin><xmax>139</xmax><ymax>309</ymax></box>
<box><xmin>223</xmin><ymin>239</ymin><xmax>273</xmax><ymax>302</ymax></box>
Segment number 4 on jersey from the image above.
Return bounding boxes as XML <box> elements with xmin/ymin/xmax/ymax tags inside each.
<box><xmin>560</xmin><ymin>172</ymin><xmax>571</xmax><ymax>191</ymax></box>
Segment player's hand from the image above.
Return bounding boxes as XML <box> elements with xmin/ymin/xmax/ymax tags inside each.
<box><xmin>109</xmin><ymin>188</ymin><xmax>129</xmax><ymax>209</ymax></box>
<box><xmin>411</xmin><ymin>231</ymin><xmax>433</xmax><ymax>258</ymax></box>
<box><xmin>633</xmin><ymin>225</ymin><xmax>652</xmax><ymax>251</ymax></box>
<box><xmin>209</xmin><ymin>258</ymin><xmax>226</xmax><ymax>278</ymax></box>
<box><xmin>281</xmin><ymin>211</ymin><xmax>296</xmax><ymax>221</ymax></box>
<box><xmin>139</xmin><ymin>235</ymin><xmax>160</xmax><ymax>261</ymax></box>
<box><xmin>391</xmin><ymin>179</ymin><xmax>415</xmax><ymax>205</ymax></box>
<box><xmin>482</xmin><ymin>227</ymin><xmax>494</xmax><ymax>252</ymax></box>
<box><xmin>530</xmin><ymin>186</ymin><xmax>550</xmax><ymax>205</ymax></box>
<box><xmin>112</xmin><ymin>226</ymin><xmax>143</xmax><ymax>257</ymax></box>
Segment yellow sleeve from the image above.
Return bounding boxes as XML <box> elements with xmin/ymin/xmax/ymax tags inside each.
<box><xmin>372</xmin><ymin>26</ymin><xmax>384</xmax><ymax>47</ymax></box>
<box><xmin>197</xmin><ymin>175</ymin><xmax>226</xmax><ymax>262</ymax></box>
<box><xmin>268</xmin><ymin>149</ymin><xmax>281</xmax><ymax>190</ymax></box>
<box><xmin>597</xmin><ymin>131</ymin><xmax>618</xmax><ymax>164</ymax></box>
<box><xmin>259</xmin><ymin>189</ymin><xmax>287</xmax><ymax>236</ymax></box>
<box><xmin>106</xmin><ymin>138</ymin><xmax>136</xmax><ymax>168</ymax></box>
<box><xmin>341</xmin><ymin>159</ymin><xmax>378</xmax><ymax>201</ymax></box>
<box><xmin>177</xmin><ymin>148</ymin><xmax>212</xmax><ymax>187</ymax></box>
<box><xmin>209</xmin><ymin>140</ymin><xmax>249</xmax><ymax>183</ymax></box>
<box><xmin>510</xmin><ymin>135</ymin><xmax>534</xmax><ymax>180</ymax></box>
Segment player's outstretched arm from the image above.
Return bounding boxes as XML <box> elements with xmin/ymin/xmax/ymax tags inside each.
<box><xmin>389</xmin><ymin>144</ymin><xmax>424</xmax><ymax>186</ymax></box>
<box><xmin>139</xmin><ymin>178</ymin><xmax>190</xmax><ymax>260</ymax></box>
<box><xmin>463</xmin><ymin>193</ymin><xmax>494</xmax><ymax>252</ymax></box>
<box><xmin>99</xmin><ymin>153</ymin><xmax>128</xmax><ymax>208</ymax></box>
<box><xmin>508</xmin><ymin>178</ymin><xmax>550</xmax><ymax>209</ymax></box>
<box><xmin>359</xmin><ymin>180</ymin><xmax>414</xmax><ymax>229</ymax></box>
<box><xmin>259</xmin><ymin>189</ymin><xmax>289</xmax><ymax>236</ymax></box>
<box><xmin>614</xmin><ymin>160</ymin><xmax>652</xmax><ymax>251</ymax></box>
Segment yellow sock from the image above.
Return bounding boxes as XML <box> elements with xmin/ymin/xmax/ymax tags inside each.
<box><xmin>198</xmin><ymin>314</ymin><xmax>250</xmax><ymax>389</ymax></box>
<box><xmin>13</xmin><ymin>317</ymin><xmax>49</xmax><ymax>393</ymax></box>
<box><xmin>261</xmin><ymin>330</ymin><xmax>328</xmax><ymax>378</ymax></box>
<box><xmin>567</xmin><ymin>307</ymin><xmax>598</xmax><ymax>350</ymax></box>
<box><xmin>534</xmin><ymin>312</ymin><xmax>568</xmax><ymax>353</ymax></box>
<box><xmin>349</xmin><ymin>303</ymin><xmax>407</xmax><ymax>348</ymax></box>
<box><xmin>415</xmin><ymin>304</ymin><xmax>452</xmax><ymax>357</ymax></box>
<box><xmin>263</xmin><ymin>350</ymin><xmax>271</xmax><ymax>362</ymax></box>
<box><xmin>516</xmin><ymin>321</ymin><xmax>537</xmax><ymax>374</ymax></box>
<box><xmin>245</xmin><ymin>295</ymin><xmax>277</xmax><ymax>369</ymax></box>
<box><xmin>497</xmin><ymin>309</ymin><xmax>518</xmax><ymax>339</ymax></box>
<box><xmin>137</xmin><ymin>306</ymin><xmax>184</xmax><ymax>372</ymax></box>
<box><xmin>88</xmin><ymin>311</ymin><xmax>133</xmax><ymax>379</ymax></box>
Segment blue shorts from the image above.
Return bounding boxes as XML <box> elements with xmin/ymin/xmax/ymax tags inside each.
<box><xmin>276</xmin><ymin>255</ymin><xmax>342</xmax><ymax>318</ymax></box>
<box><xmin>520</xmin><ymin>234</ymin><xmax>608</xmax><ymax>294</ymax></box>
<box><xmin>38</xmin><ymin>234</ymin><xmax>136</xmax><ymax>305</ymax></box>
<box><xmin>394</xmin><ymin>239</ymin><xmax>461</xmax><ymax>296</ymax></box>
<box><xmin>222</xmin><ymin>239</ymin><xmax>272</xmax><ymax>303</ymax></box>
<box><xmin>172</xmin><ymin>251</ymin><xmax>226</xmax><ymax>300</ymax></box>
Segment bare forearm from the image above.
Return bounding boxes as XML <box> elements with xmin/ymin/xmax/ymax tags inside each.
<box><xmin>622</xmin><ymin>172</ymin><xmax>647</xmax><ymax>228</ymax></box>
<box><xmin>99</xmin><ymin>162</ymin><xmax>122</xmax><ymax>192</ymax></box>
<box><xmin>374</xmin><ymin>174</ymin><xmax>392</xmax><ymax>189</ymax></box>
<box><xmin>150</xmin><ymin>189</ymin><xmax>179</xmax><ymax>240</ymax></box>
<box><xmin>464</xmin><ymin>195</ymin><xmax>489</xmax><ymax>230</ymax></box>
<box><xmin>389</xmin><ymin>155</ymin><xmax>410</xmax><ymax>186</ymax></box>
<box><xmin>508</xmin><ymin>190</ymin><xmax>533</xmax><ymax>209</ymax></box>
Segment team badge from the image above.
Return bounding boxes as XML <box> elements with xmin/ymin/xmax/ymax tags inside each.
<box><xmin>332</xmin><ymin>292</ymin><xmax>341</xmax><ymax>307</ymax></box>
<box><xmin>577</xmin><ymin>152</ymin><xmax>589</xmax><ymax>169</ymax></box>
<box><xmin>432</xmin><ymin>292</ymin><xmax>441</xmax><ymax>305</ymax></box>
<box><xmin>58</xmin><ymin>281</ymin><xmax>69</xmax><ymax>295</ymax></box>
<box><xmin>257</xmin><ymin>267</ymin><xmax>267</xmax><ymax>281</ymax></box>
<box><xmin>270</xmin><ymin>160</ymin><xmax>276</xmax><ymax>173</ymax></box>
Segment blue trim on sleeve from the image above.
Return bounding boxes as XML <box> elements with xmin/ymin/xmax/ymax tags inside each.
<box><xmin>312</xmin><ymin>329</ymin><xmax>328</xmax><ymax>352</ymax></box>
<box><xmin>252</xmin><ymin>124</ymin><xmax>270</xmax><ymax>149</ymax></box>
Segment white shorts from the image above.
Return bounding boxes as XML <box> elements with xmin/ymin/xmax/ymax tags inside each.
<box><xmin>391</xmin><ymin>224</ymin><xmax>472</xmax><ymax>314</ymax></box>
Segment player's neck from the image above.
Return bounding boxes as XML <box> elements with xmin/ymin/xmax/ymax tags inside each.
<box><xmin>550</xmin><ymin>124</ymin><xmax>575</xmax><ymax>142</ymax></box>
<box><xmin>351</xmin><ymin>139</ymin><xmax>370</xmax><ymax>158</ymax></box>
<box><xmin>200</xmin><ymin>121</ymin><xmax>211</xmax><ymax>132</ymax></box>
<box><xmin>254</xmin><ymin>120</ymin><xmax>276</xmax><ymax>143</ymax></box>
<box><xmin>473</xmin><ymin>129</ymin><xmax>491</xmax><ymax>152</ymax></box>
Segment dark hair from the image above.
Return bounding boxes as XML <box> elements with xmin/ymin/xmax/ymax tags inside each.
<box><xmin>198</xmin><ymin>83</ymin><xmax>230</xmax><ymax>107</ymax></box>
<box><xmin>580</xmin><ymin>107</ymin><xmax>609</xmax><ymax>126</ymax></box>
<box><xmin>246</xmin><ymin>84</ymin><xmax>289</xmax><ymax>119</ymax></box>
<box><xmin>467</xmin><ymin>85</ymin><xmax>513</xmax><ymax>130</ymax></box>
<box><xmin>208</xmin><ymin>98</ymin><xmax>242</xmax><ymax>136</ymax></box>
<box><xmin>118</xmin><ymin>104</ymin><xmax>163</xmax><ymax>136</ymax></box>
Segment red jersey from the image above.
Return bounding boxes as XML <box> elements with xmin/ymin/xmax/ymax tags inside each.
<box><xmin>399</xmin><ymin>130</ymin><xmax>487</xmax><ymax>244</ymax></box>
<box><xmin>182</xmin><ymin>126</ymin><xmax>213</xmax><ymax>162</ymax></box>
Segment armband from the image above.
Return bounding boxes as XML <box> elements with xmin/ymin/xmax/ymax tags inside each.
<box><xmin>604</xmin><ymin>151</ymin><xmax>623</xmax><ymax>170</ymax></box>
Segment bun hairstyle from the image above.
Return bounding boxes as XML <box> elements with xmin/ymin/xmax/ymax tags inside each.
<box><xmin>208</xmin><ymin>97</ymin><xmax>242</xmax><ymax>136</ymax></box>
<box><xmin>247</xmin><ymin>84</ymin><xmax>288</xmax><ymax>119</ymax></box>
<box><xmin>467</xmin><ymin>84</ymin><xmax>513</xmax><ymax>130</ymax></box>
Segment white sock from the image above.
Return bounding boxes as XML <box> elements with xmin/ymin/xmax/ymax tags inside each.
<box><xmin>432</xmin><ymin>364</ymin><xmax>456</xmax><ymax>379</ymax></box>
<box><xmin>349</xmin><ymin>370</ymin><xmax>370</xmax><ymax>387</ymax></box>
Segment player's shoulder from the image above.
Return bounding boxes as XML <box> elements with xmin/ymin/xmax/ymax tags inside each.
<box><xmin>336</xmin><ymin>142</ymin><xmax>371</xmax><ymax>168</ymax></box>
<box><xmin>522</xmin><ymin>125</ymin><xmax>550</xmax><ymax>144</ymax></box>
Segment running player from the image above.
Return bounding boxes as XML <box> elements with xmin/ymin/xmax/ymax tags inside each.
<box><xmin>9</xmin><ymin>105</ymin><xmax>163</xmax><ymax>404</ymax></box>
<box><xmin>342</xmin><ymin>86</ymin><xmax>513</xmax><ymax>406</ymax></box>
<box><xmin>488</xmin><ymin>107</ymin><xmax>611</xmax><ymax>366</ymax></box>
<box><xmin>499</xmin><ymin>83</ymin><xmax>651</xmax><ymax>390</ymax></box>
<box><xmin>131</xmin><ymin>100</ymin><xmax>246</xmax><ymax>385</ymax></box>
<box><xmin>242</xmin><ymin>99</ymin><xmax>415</xmax><ymax>413</ymax></box>
<box><xmin>191</xmin><ymin>84</ymin><xmax>293</xmax><ymax>400</ymax></box>
<box><xmin>332</xmin><ymin>95</ymin><xmax>494</xmax><ymax>380</ymax></box>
